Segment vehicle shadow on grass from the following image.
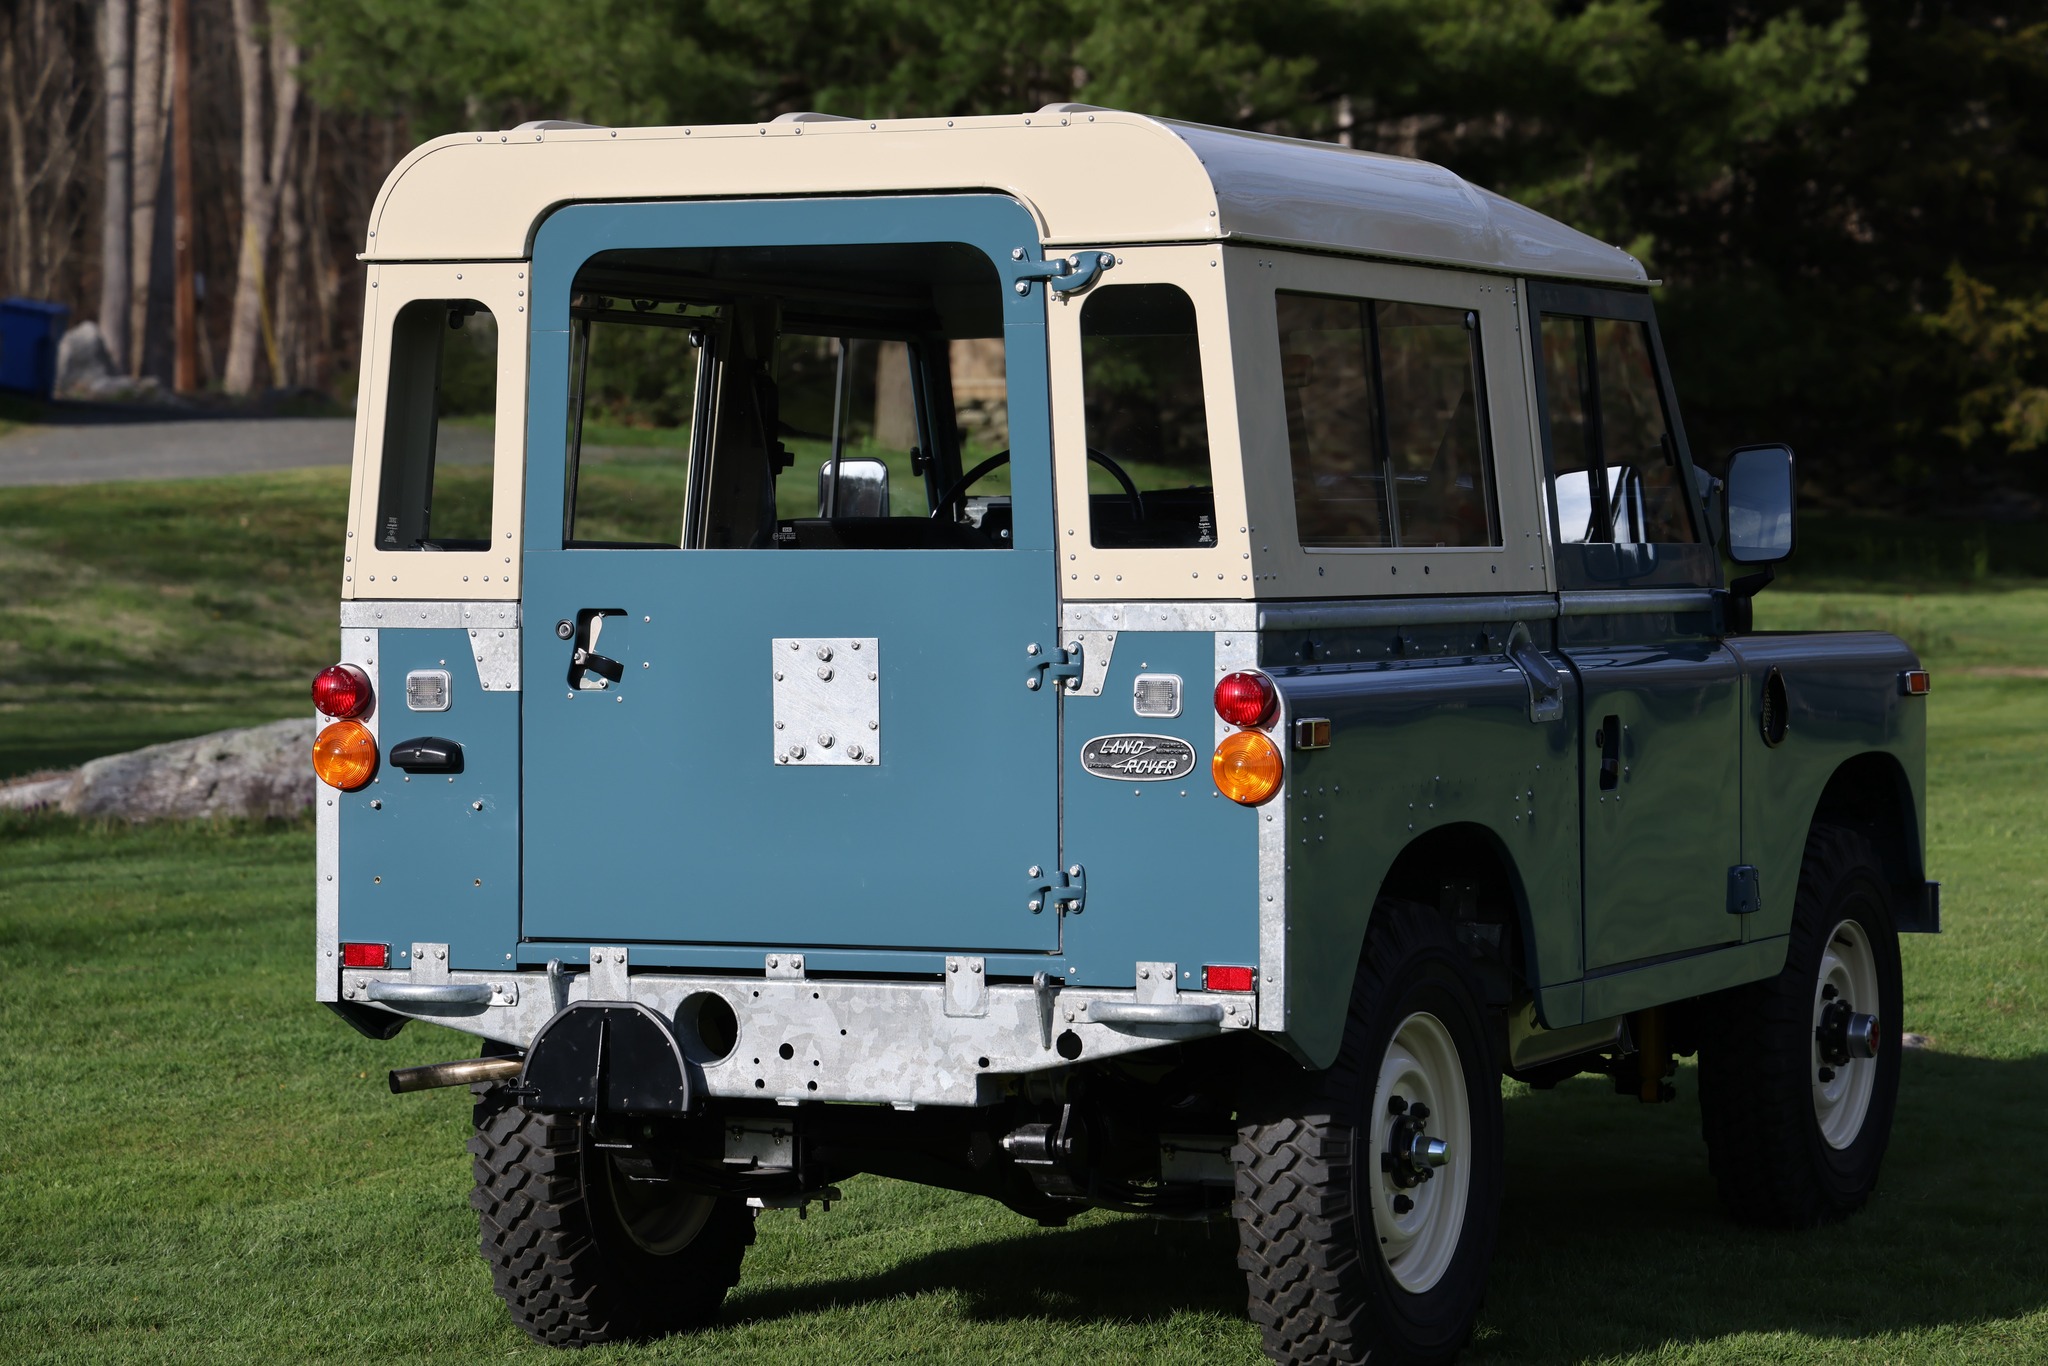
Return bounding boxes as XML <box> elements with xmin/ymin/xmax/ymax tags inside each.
<box><xmin>1479</xmin><ymin>1047</ymin><xmax>2048</xmax><ymax>1361</ymax></box>
<box><xmin>728</xmin><ymin>1208</ymin><xmax>1250</xmax><ymax>1328</ymax></box>
<box><xmin>725</xmin><ymin>1049</ymin><xmax>2048</xmax><ymax>1359</ymax></box>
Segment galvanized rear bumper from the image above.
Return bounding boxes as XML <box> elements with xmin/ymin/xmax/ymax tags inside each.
<box><xmin>340</xmin><ymin>946</ymin><xmax>1257</xmax><ymax>1108</ymax></box>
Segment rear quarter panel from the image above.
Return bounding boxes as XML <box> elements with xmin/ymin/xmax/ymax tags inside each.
<box><xmin>1726</xmin><ymin>630</ymin><xmax>1926</xmax><ymax>941</ymax></box>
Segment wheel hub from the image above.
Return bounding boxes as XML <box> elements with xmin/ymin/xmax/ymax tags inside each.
<box><xmin>1367</xmin><ymin>1011</ymin><xmax>1473</xmax><ymax>1294</ymax></box>
<box><xmin>1811</xmin><ymin>919</ymin><xmax>1883</xmax><ymax>1150</ymax></box>
<box><xmin>1815</xmin><ymin>992</ymin><xmax>1880</xmax><ymax>1067</ymax></box>
<box><xmin>1382</xmin><ymin>1096</ymin><xmax>1451</xmax><ymax>1190</ymax></box>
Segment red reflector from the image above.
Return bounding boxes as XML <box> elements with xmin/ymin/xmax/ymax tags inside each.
<box><xmin>341</xmin><ymin>942</ymin><xmax>388</xmax><ymax>969</ymax></box>
<box><xmin>1214</xmin><ymin>672</ymin><xmax>1276</xmax><ymax>728</ymax></box>
<box><xmin>1901</xmin><ymin>669</ymin><xmax>1931</xmax><ymax>696</ymax></box>
<box><xmin>313</xmin><ymin>663</ymin><xmax>373</xmax><ymax>719</ymax></box>
<box><xmin>1204</xmin><ymin>964</ymin><xmax>1256</xmax><ymax>993</ymax></box>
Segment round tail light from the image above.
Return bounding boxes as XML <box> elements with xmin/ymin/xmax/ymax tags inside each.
<box><xmin>1214</xmin><ymin>671</ymin><xmax>1276</xmax><ymax>728</ymax></box>
<box><xmin>1213</xmin><ymin>730</ymin><xmax>1283</xmax><ymax>805</ymax></box>
<box><xmin>313</xmin><ymin>721</ymin><xmax>379</xmax><ymax>790</ymax></box>
<box><xmin>313</xmin><ymin>663</ymin><xmax>373</xmax><ymax>719</ymax></box>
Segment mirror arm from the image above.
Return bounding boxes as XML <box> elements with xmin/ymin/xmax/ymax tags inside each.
<box><xmin>1719</xmin><ymin>564</ymin><xmax>1774</xmax><ymax>636</ymax></box>
<box><xmin>1730</xmin><ymin>563</ymin><xmax>1774</xmax><ymax>600</ymax></box>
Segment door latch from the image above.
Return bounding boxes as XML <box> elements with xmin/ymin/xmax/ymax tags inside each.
<box><xmin>565</xmin><ymin>608</ymin><xmax>625</xmax><ymax>691</ymax></box>
<box><xmin>1026</xmin><ymin>863</ymin><xmax>1086</xmax><ymax>916</ymax></box>
<box><xmin>1026</xmin><ymin>642</ymin><xmax>1084</xmax><ymax>693</ymax></box>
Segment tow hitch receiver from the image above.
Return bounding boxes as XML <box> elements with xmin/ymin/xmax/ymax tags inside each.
<box><xmin>518</xmin><ymin>1002</ymin><xmax>693</xmax><ymax>1115</ymax></box>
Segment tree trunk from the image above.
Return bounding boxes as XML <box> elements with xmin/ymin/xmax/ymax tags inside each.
<box><xmin>274</xmin><ymin>119</ymin><xmax>302</xmax><ymax>390</ymax></box>
<box><xmin>0</xmin><ymin>0</ymin><xmax>86</xmax><ymax>300</ymax></box>
<box><xmin>128</xmin><ymin>0</ymin><xmax>165</xmax><ymax>377</ymax></box>
<box><xmin>169</xmin><ymin>0</ymin><xmax>195</xmax><ymax>393</ymax></box>
<box><xmin>223</xmin><ymin>0</ymin><xmax>297</xmax><ymax>396</ymax></box>
<box><xmin>0</xmin><ymin>15</ymin><xmax>29</xmax><ymax>298</ymax></box>
<box><xmin>98</xmin><ymin>0</ymin><xmax>132</xmax><ymax>371</ymax></box>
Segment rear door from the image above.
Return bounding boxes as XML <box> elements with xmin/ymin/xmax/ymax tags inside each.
<box><xmin>518</xmin><ymin>195</ymin><xmax>1064</xmax><ymax>955</ymax></box>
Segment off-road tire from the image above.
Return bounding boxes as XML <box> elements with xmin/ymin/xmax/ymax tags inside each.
<box><xmin>1233</xmin><ymin>900</ymin><xmax>1504</xmax><ymax>1365</ymax></box>
<box><xmin>468</xmin><ymin>1086</ymin><xmax>754</xmax><ymax>1346</ymax></box>
<box><xmin>1698</xmin><ymin>823</ymin><xmax>1904</xmax><ymax>1228</ymax></box>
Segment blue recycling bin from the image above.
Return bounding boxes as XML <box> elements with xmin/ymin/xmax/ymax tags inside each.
<box><xmin>0</xmin><ymin>297</ymin><xmax>71</xmax><ymax>399</ymax></box>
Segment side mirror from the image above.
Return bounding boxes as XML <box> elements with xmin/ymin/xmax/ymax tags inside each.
<box><xmin>1723</xmin><ymin>444</ymin><xmax>1795</xmax><ymax>565</ymax></box>
<box><xmin>818</xmin><ymin>456</ymin><xmax>890</xmax><ymax>518</ymax></box>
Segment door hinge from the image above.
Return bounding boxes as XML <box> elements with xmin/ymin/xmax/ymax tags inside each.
<box><xmin>1026</xmin><ymin>642</ymin><xmax>1084</xmax><ymax>693</ymax></box>
<box><xmin>1005</xmin><ymin>248</ymin><xmax>1116</xmax><ymax>298</ymax></box>
<box><xmin>1026</xmin><ymin>863</ymin><xmax>1086</xmax><ymax>916</ymax></box>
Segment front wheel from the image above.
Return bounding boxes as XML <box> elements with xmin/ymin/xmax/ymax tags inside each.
<box><xmin>468</xmin><ymin>1088</ymin><xmax>755</xmax><ymax>1346</ymax></box>
<box><xmin>1234</xmin><ymin>900</ymin><xmax>1504</xmax><ymax>1365</ymax></box>
<box><xmin>1698</xmin><ymin>824</ymin><xmax>1904</xmax><ymax>1227</ymax></box>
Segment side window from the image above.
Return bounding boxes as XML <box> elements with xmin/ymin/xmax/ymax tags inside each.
<box><xmin>1540</xmin><ymin>315</ymin><xmax>1697</xmax><ymax>546</ymax></box>
<box><xmin>1080</xmin><ymin>284</ymin><xmax>1217</xmax><ymax>548</ymax></box>
<box><xmin>375</xmin><ymin>299</ymin><xmax>496</xmax><ymax>551</ymax></box>
<box><xmin>1276</xmin><ymin>292</ymin><xmax>1498</xmax><ymax>549</ymax></box>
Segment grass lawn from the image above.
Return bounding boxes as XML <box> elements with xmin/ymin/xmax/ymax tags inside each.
<box><xmin>3</xmin><ymin>471</ymin><xmax>2045</xmax><ymax>1360</ymax></box>
<box><xmin>2</xmin><ymin>632</ymin><xmax>2044</xmax><ymax>1363</ymax></box>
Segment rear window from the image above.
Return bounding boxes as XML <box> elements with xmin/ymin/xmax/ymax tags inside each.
<box><xmin>560</xmin><ymin>242</ymin><xmax>1013</xmax><ymax>551</ymax></box>
<box><xmin>1276</xmin><ymin>292</ymin><xmax>1498</xmax><ymax>549</ymax></box>
<box><xmin>1079</xmin><ymin>283</ymin><xmax>1217</xmax><ymax>549</ymax></box>
<box><xmin>374</xmin><ymin>299</ymin><xmax>496</xmax><ymax>551</ymax></box>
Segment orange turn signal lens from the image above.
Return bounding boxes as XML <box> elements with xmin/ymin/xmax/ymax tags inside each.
<box><xmin>313</xmin><ymin>720</ymin><xmax>379</xmax><ymax>791</ymax></box>
<box><xmin>1213</xmin><ymin>730</ymin><xmax>1283</xmax><ymax>805</ymax></box>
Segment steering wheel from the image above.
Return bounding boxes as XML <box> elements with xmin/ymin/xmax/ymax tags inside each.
<box><xmin>931</xmin><ymin>448</ymin><xmax>1145</xmax><ymax>524</ymax></box>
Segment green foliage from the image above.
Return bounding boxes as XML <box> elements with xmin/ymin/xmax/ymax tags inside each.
<box><xmin>1928</xmin><ymin>264</ymin><xmax>2048</xmax><ymax>454</ymax></box>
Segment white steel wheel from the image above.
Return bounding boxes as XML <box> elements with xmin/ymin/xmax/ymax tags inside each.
<box><xmin>1812</xmin><ymin>917</ymin><xmax>1881</xmax><ymax>1150</ymax></box>
<box><xmin>1366</xmin><ymin>1010</ymin><xmax>1472</xmax><ymax>1294</ymax></box>
<box><xmin>603</xmin><ymin>1152</ymin><xmax>717</xmax><ymax>1255</ymax></box>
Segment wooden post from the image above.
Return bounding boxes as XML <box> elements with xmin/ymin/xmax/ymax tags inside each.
<box><xmin>169</xmin><ymin>0</ymin><xmax>196</xmax><ymax>392</ymax></box>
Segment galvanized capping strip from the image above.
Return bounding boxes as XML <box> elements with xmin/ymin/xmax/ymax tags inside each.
<box><xmin>1557</xmin><ymin>588</ymin><xmax>1718</xmax><ymax>617</ymax></box>
<box><xmin>316</xmin><ymin>624</ymin><xmax>379</xmax><ymax>1003</ymax></box>
<box><xmin>1060</xmin><ymin>601</ymin><xmax>1258</xmax><ymax>633</ymax></box>
<box><xmin>340</xmin><ymin>600</ymin><xmax>522</xmax><ymax>629</ymax></box>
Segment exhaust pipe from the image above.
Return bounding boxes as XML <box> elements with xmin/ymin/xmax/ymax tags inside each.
<box><xmin>388</xmin><ymin>1056</ymin><xmax>522</xmax><ymax>1094</ymax></box>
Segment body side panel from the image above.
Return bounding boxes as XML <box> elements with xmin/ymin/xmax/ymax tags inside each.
<box><xmin>1058</xmin><ymin>628</ymin><xmax>1262</xmax><ymax>983</ymax></box>
<box><xmin>1726</xmin><ymin>630</ymin><xmax>1927</xmax><ymax>940</ymax></box>
<box><xmin>334</xmin><ymin>623</ymin><xmax>521</xmax><ymax>973</ymax></box>
<box><xmin>1270</xmin><ymin>640</ymin><xmax>1582</xmax><ymax>1067</ymax></box>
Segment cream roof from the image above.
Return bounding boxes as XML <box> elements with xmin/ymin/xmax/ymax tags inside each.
<box><xmin>363</xmin><ymin>107</ymin><xmax>1648</xmax><ymax>286</ymax></box>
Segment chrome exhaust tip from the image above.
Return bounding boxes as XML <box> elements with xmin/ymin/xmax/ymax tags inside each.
<box><xmin>388</xmin><ymin>1056</ymin><xmax>523</xmax><ymax>1094</ymax></box>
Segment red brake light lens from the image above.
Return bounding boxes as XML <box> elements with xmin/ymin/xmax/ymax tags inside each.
<box><xmin>1214</xmin><ymin>671</ymin><xmax>1276</xmax><ymax>728</ymax></box>
<box><xmin>341</xmin><ymin>942</ymin><xmax>389</xmax><ymax>969</ymax></box>
<box><xmin>313</xmin><ymin>663</ymin><xmax>373</xmax><ymax>719</ymax></box>
<box><xmin>1204</xmin><ymin>964</ymin><xmax>1256</xmax><ymax>993</ymax></box>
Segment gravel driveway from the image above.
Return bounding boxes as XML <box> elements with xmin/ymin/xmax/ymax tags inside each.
<box><xmin>0</xmin><ymin>410</ymin><xmax>492</xmax><ymax>486</ymax></box>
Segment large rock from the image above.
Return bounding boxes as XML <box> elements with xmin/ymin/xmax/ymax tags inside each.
<box><xmin>0</xmin><ymin>718</ymin><xmax>317</xmax><ymax>821</ymax></box>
